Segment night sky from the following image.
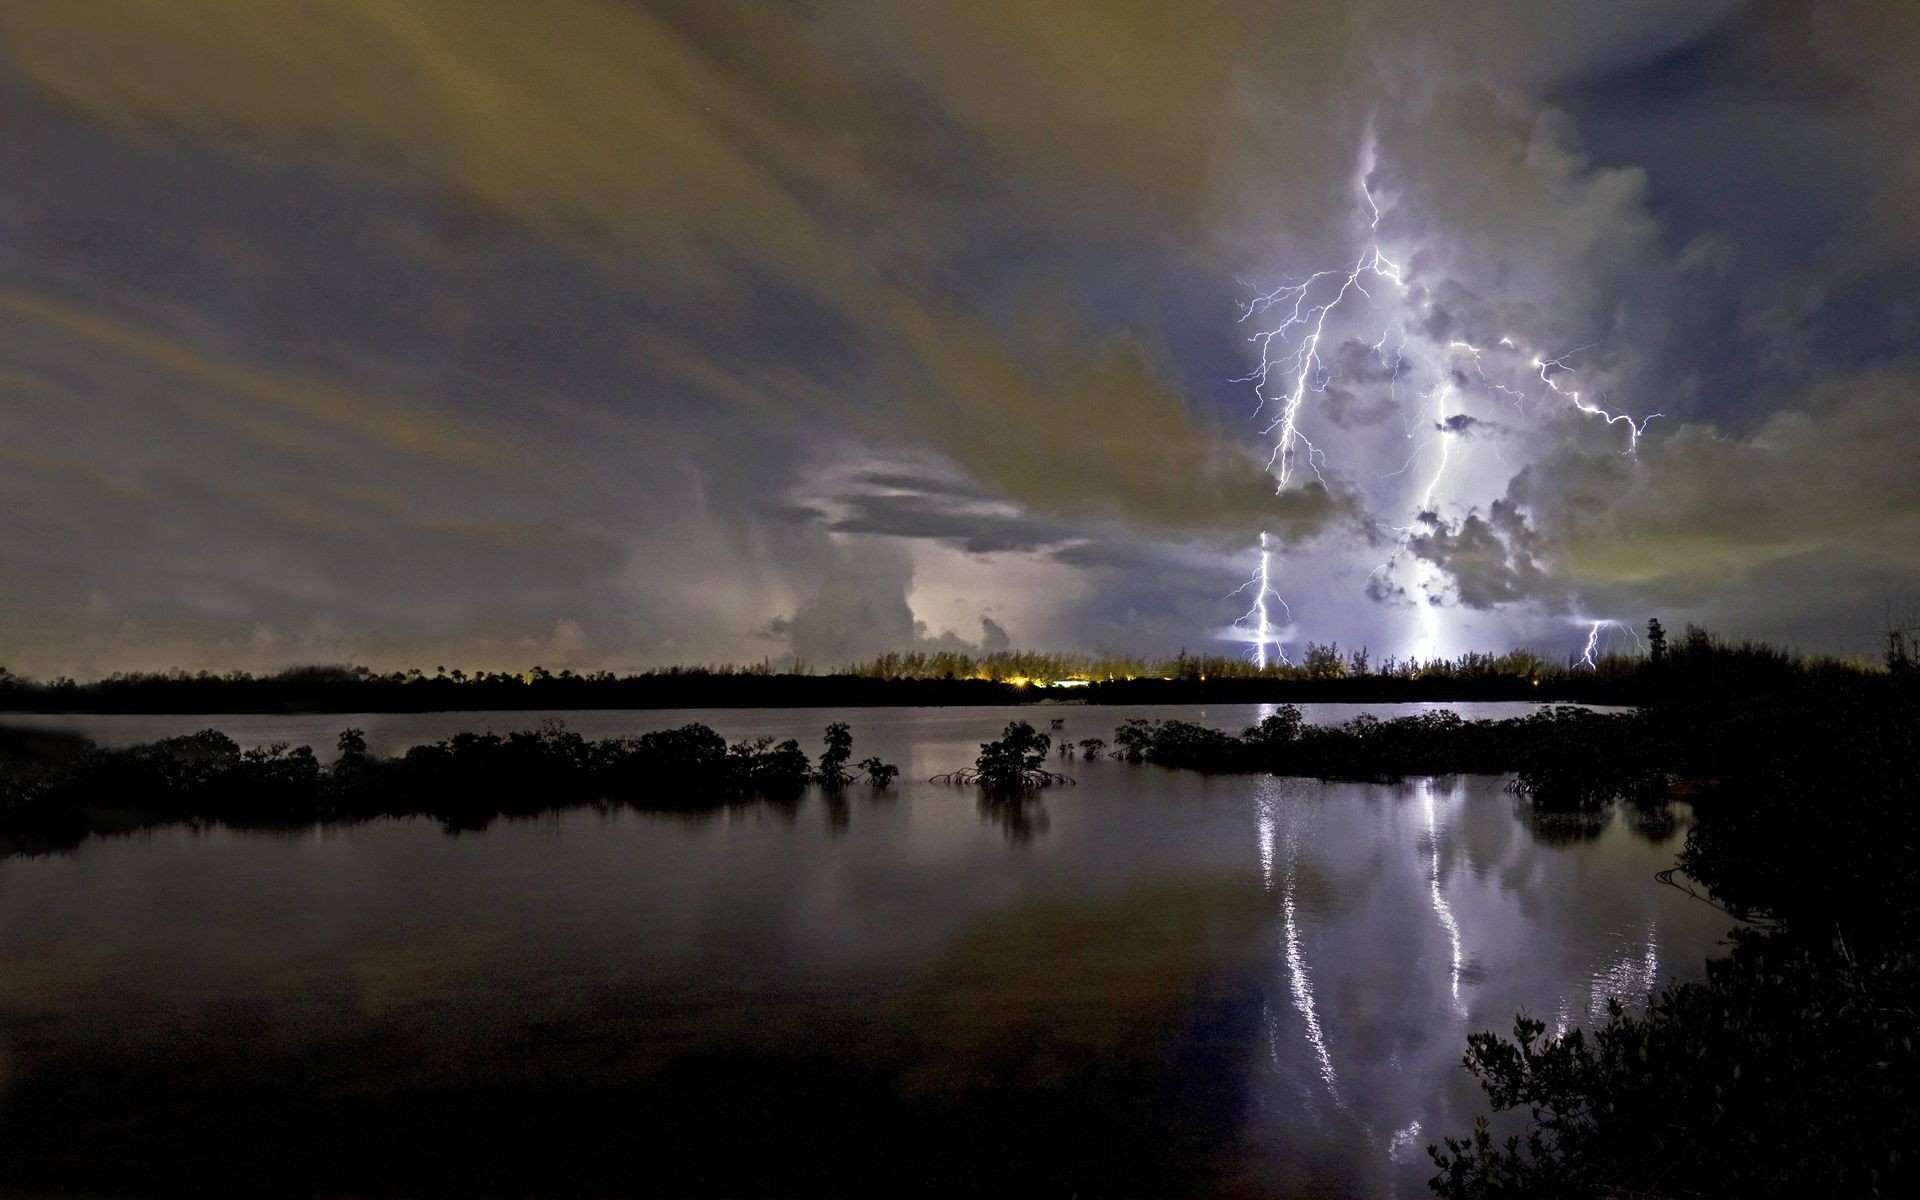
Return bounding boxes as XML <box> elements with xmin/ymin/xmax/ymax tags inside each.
<box><xmin>3</xmin><ymin>0</ymin><xmax>1916</xmax><ymax>678</ymax></box>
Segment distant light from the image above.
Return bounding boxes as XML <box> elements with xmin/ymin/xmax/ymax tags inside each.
<box><xmin>1050</xmin><ymin>678</ymin><xmax>1092</xmax><ymax>689</ymax></box>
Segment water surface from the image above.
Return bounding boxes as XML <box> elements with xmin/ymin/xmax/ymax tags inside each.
<box><xmin>0</xmin><ymin>704</ymin><xmax>1718</xmax><ymax>1197</ymax></box>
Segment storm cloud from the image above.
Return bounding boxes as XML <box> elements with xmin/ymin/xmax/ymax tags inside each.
<box><xmin>1</xmin><ymin>1</ymin><xmax>1916</xmax><ymax>673</ymax></box>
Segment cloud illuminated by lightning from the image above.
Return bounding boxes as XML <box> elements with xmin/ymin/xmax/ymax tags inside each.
<box><xmin>1232</xmin><ymin>127</ymin><xmax>1662</xmax><ymax>664</ymax></box>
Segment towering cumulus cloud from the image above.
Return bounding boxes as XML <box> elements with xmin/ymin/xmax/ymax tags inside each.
<box><xmin>0</xmin><ymin>1</ymin><xmax>1913</xmax><ymax>674</ymax></box>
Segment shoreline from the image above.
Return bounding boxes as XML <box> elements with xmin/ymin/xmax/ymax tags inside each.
<box><xmin>0</xmin><ymin>676</ymin><xmax>1640</xmax><ymax>716</ymax></box>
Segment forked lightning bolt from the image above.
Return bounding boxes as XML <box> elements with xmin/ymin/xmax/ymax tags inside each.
<box><xmin>1234</xmin><ymin>161</ymin><xmax>1404</xmax><ymax>665</ymax></box>
<box><xmin>1233</xmin><ymin>128</ymin><xmax>1660</xmax><ymax>666</ymax></box>
<box><xmin>1579</xmin><ymin>618</ymin><xmax>1645</xmax><ymax>668</ymax></box>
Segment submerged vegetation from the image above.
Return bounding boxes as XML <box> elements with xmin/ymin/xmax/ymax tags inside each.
<box><xmin>933</xmin><ymin>721</ymin><xmax>1075</xmax><ymax>794</ymax></box>
<box><xmin>0</xmin><ymin>722</ymin><xmax>897</xmax><ymax>855</ymax></box>
<box><xmin>1102</xmin><ymin>705</ymin><xmax>1670</xmax><ymax>805</ymax></box>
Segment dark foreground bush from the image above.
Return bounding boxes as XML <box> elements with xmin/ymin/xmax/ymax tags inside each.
<box><xmin>0</xmin><ymin>722</ymin><xmax>898</xmax><ymax>853</ymax></box>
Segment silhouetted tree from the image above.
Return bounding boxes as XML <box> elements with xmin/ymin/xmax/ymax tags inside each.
<box><xmin>856</xmin><ymin>756</ymin><xmax>898</xmax><ymax>788</ymax></box>
<box><xmin>814</xmin><ymin>721</ymin><xmax>854</xmax><ymax>788</ymax></box>
<box><xmin>1303</xmin><ymin>641</ymin><xmax>1345</xmax><ymax>680</ymax></box>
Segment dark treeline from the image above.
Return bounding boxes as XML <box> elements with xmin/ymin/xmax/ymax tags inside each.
<box><xmin>0</xmin><ymin>721</ymin><xmax>896</xmax><ymax>857</ymax></box>
<box><xmin>0</xmin><ymin>622</ymin><xmax>1870</xmax><ymax>712</ymax></box>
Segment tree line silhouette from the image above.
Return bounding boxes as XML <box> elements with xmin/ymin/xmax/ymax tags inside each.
<box><xmin>0</xmin><ymin>622</ymin><xmax>1873</xmax><ymax>713</ymax></box>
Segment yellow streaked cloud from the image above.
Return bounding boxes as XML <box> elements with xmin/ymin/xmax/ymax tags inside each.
<box><xmin>0</xmin><ymin>289</ymin><xmax>520</xmax><ymax>470</ymax></box>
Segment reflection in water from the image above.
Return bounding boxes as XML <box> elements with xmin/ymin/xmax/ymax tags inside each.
<box><xmin>1284</xmin><ymin>888</ymin><xmax>1340</xmax><ymax>1099</ymax></box>
<box><xmin>0</xmin><ymin>706</ymin><xmax>1733</xmax><ymax>1199</ymax></box>
<box><xmin>1258</xmin><ymin>796</ymin><xmax>1276</xmax><ymax>890</ymax></box>
<box><xmin>1259</xmin><ymin>781</ymin><xmax>1342</xmax><ymax>1105</ymax></box>
<box><xmin>1592</xmin><ymin>924</ymin><xmax>1662</xmax><ymax>1015</ymax></box>
<box><xmin>977</xmin><ymin>794</ymin><xmax>1049</xmax><ymax>842</ymax></box>
<box><xmin>823</xmin><ymin>792</ymin><xmax>851</xmax><ymax>834</ymax></box>
<box><xmin>1597</xmin><ymin>925</ymin><xmax>1658</xmax><ymax>1013</ymax></box>
<box><xmin>1422</xmin><ymin>780</ymin><xmax>1468</xmax><ymax>1013</ymax></box>
<box><xmin>1388</xmin><ymin>1119</ymin><xmax>1424</xmax><ymax>1163</ymax></box>
<box><xmin>1517</xmin><ymin>801</ymin><xmax>1612</xmax><ymax>846</ymax></box>
<box><xmin>1626</xmin><ymin>802</ymin><xmax>1681</xmax><ymax>844</ymax></box>
<box><xmin>1556</xmin><ymin>923</ymin><xmax>1663</xmax><ymax>1036</ymax></box>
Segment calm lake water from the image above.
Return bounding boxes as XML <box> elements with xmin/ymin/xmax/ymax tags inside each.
<box><xmin>0</xmin><ymin>703</ymin><xmax>1722</xmax><ymax>1198</ymax></box>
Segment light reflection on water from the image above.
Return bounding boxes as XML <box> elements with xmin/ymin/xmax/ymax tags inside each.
<box><xmin>1423</xmin><ymin>780</ymin><xmax>1468</xmax><ymax>1014</ymax></box>
<box><xmin>0</xmin><ymin>703</ymin><xmax>1718</xmax><ymax>1197</ymax></box>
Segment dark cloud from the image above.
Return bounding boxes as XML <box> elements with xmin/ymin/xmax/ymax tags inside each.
<box><xmin>0</xmin><ymin>1</ymin><xmax>1914</xmax><ymax>670</ymax></box>
<box><xmin>1510</xmin><ymin>370</ymin><xmax>1920</xmax><ymax>600</ymax></box>
<box><xmin>850</xmin><ymin>472</ymin><xmax>994</xmax><ymax>501</ymax></box>
<box><xmin>759</xmin><ymin>504</ymin><xmax>831</xmax><ymax>526</ymax></box>
<box><xmin>827</xmin><ymin>491</ymin><xmax>1071</xmax><ymax>556</ymax></box>
<box><xmin>1410</xmin><ymin>500</ymin><xmax>1560</xmax><ymax>611</ymax></box>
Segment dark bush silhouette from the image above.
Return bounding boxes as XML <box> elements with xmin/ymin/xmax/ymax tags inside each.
<box><xmin>0</xmin><ymin>721</ymin><xmax>897</xmax><ymax>851</ymax></box>
<box><xmin>933</xmin><ymin>721</ymin><xmax>1072</xmax><ymax>794</ymax></box>
<box><xmin>857</xmin><ymin>756</ymin><xmax>899</xmax><ymax>789</ymax></box>
<box><xmin>1101</xmin><ymin>704</ymin><xmax>1669</xmax><ymax>811</ymax></box>
<box><xmin>814</xmin><ymin>722</ymin><xmax>855</xmax><ymax>789</ymax></box>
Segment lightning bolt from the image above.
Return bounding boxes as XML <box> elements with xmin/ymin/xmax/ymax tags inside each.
<box><xmin>1534</xmin><ymin>348</ymin><xmax>1662</xmax><ymax>453</ymax></box>
<box><xmin>1240</xmin><ymin>230</ymin><xmax>1405</xmax><ymax>488</ymax></box>
<box><xmin>1581</xmin><ymin>620</ymin><xmax>1606</xmax><ymax>669</ymax></box>
<box><xmin>1578</xmin><ymin>617</ymin><xmax>1645</xmax><ymax>668</ymax></box>
<box><xmin>1233</xmin><ymin>137</ymin><xmax>1403</xmax><ymax>665</ymax></box>
<box><xmin>1228</xmin><ymin>531</ymin><xmax>1292</xmax><ymax>668</ymax></box>
<box><xmin>1233</xmin><ymin>126</ymin><xmax>1662</xmax><ymax>665</ymax></box>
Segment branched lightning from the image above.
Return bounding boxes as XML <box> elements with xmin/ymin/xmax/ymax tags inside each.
<box><xmin>1239</xmin><ymin>230</ymin><xmax>1405</xmax><ymax>488</ymax></box>
<box><xmin>1232</xmin><ymin>128</ymin><xmax>1662</xmax><ymax>666</ymax></box>
<box><xmin>1578</xmin><ymin>618</ymin><xmax>1644</xmax><ymax>668</ymax></box>
<box><xmin>1232</xmin><ymin>159</ymin><xmax>1404</xmax><ymax>665</ymax></box>
<box><xmin>1581</xmin><ymin>620</ymin><xmax>1606</xmax><ymax>669</ymax></box>
<box><xmin>1534</xmin><ymin>348</ymin><xmax>1662</xmax><ymax>453</ymax></box>
<box><xmin>1228</xmin><ymin>531</ymin><xmax>1292</xmax><ymax>668</ymax></box>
